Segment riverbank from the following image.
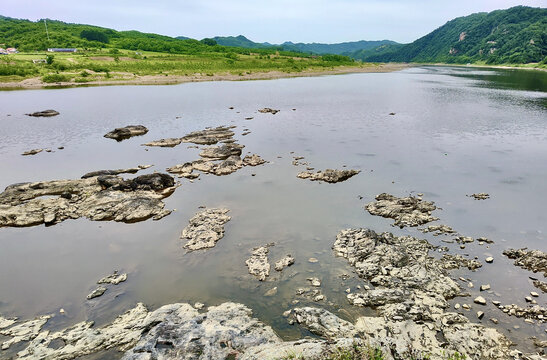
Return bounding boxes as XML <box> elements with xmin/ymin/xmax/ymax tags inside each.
<box><xmin>0</xmin><ymin>63</ymin><xmax>411</xmax><ymax>89</ymax></box>
<box><xmin>424</xmin><ymin>62</ymin><xmax>547</xmax><ymax>72</ymax></box>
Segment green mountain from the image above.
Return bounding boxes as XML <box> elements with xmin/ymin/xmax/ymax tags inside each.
<box><xmin>360</xmin><ymin>6</ymin><xmax>546</xmax><ymax>64</ymax></box>
<box><xmin>280</xmin><ymin>40</ymin><xmax>399</xmax><ymax>55</ymax></box>
<box><xmin>210</xmin><ymin>35</ymin><xmax>273</xmax><ymax>49</ymax></box>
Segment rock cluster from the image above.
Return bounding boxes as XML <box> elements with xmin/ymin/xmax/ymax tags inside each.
<box><xmin>493</xmin><ymin>302</ymin><xmax>546</xmax><ymax>323</ymax></box>
<box><xmin>419</xmin><ymin>224</ymin><xmax>456</xmax><ymax>235</ymax></box>
<box><xmin>25</xmin><ymin>110</ymin><xmax>59</xmax><ymax>117</ymax></box>
<box><xmin>503</xmin><ymin>248</ymin><xmax>547</xmax><ymax>277</ymax></box>
<box><xmin>104</xmin><ymin>125</ymin><xmax>148</xmax><ymax>141</ymax></box>
<box><xmin>0</xmin><ymin>173</ymin><xmax>176</xmax><ymax>228</ymax></box>
<box><xmin>166</xmin><ymin>126</ymin><xmax>266</xmax><ymax>178</ymax></box>
<box><xmin>297</xmin><ymin>169</ymin><xmax>360</xmax><ymax>183</ymax></box>
<box><xmin>142</xmin><ymin>137</ymin><xmax>183</xmax><ymax>147</ymax></box>
<box><xmin>333</xmin><ymin>228</ymin><xmax>462</xmax><ymax>320</ymax></box>
<box><xmin>365</xmin><ymin>193</ymin><xmax>438</xmax><ymax>228</ymax></box>
<box><xmin>181</xmin><ymin>208</ymin><xmax>231</xmax><ymax>251</ymax></box>
<box><xmin>246</xmin><ymin>244</ymin><xmax>273</xmax><ymax>281</ymax></box>
<box><xmin>0</xmin><ymin>315</ymin><xmax>52</xmax><ymax>350</ymax></box>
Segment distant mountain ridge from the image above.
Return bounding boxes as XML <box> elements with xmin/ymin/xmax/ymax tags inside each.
<box><xmin>357</xmin><ymin>5</ymin><xmax>546</xmax><ymax>64</ymax></box>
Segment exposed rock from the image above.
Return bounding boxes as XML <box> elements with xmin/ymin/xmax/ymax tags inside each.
<box><xmin>442</xmin><ymin>254</ymin><xmax>482</xmax><ymax>271</ymax></box>
<box><xmin>87</xmin><ymin>286</ymin><xmax>107</xmax><ymax>300</ymax></box>
<box><xmin>243</xmin><ymin>154</ymin><xmax>267</xmax><ymax>166</ymax></box>
<box><xmin>0</xmin><ymin>316</ymin><xmax>17</xmax><ymax>330</ymax></box>
<box><xmin>297</xmin><ymin>169</ymin><xmax>360</xmax><ymax>183</ymax></box>
<box><xmin>474</xmin><ymin>296</ymin><xmax>487</xmax><ymax>305</ymax></box>
<box><xmin>455</xmin><ymin>236</ymin><xmax>474</xmax><ymax>244</ymax></box>
<box><xmin>181</xmin><ymin>126</ymin><xmax>236</xmax><ymax>145</ymax></box>
<box><xmin>104</xmin><ymin>125</ymin><xmax>148</xmax><ymax>141</ymax></box>
<box><xmin>181</xmin><ymin>208</ymin><xmax>231</xmax><ymax>251</ymax></box>
<box><xmin>420</xmin><ymin>224</ymin><xmax>456</xmax><ymax>236</ymax></box>
<box><xmin>0</xmin><ymin>315</ymin><xmax>51</xmax><ymax>350</ymax></box>
<box><xmin>97</xmin><ymin>271</ymin><xmax>128</xmax><ymax>285</ymax></box>
<box><xmin>480</xmin><ymin>284</ymin><xmax>491</xmax><ymax>291</ymax></box>
<box><xmin>264</xmin><ymin>287</ymin><xmax>278</xmax><ymax>297</ymax></box>
<box><xmin>26</xmin><ymin>109</ymin><xmax>59</xmax><ymax>117</ymax></box>
<box><xmin>142</xmin><ymin>138</ymin><xmax>183</xmax><ymax>147</ymax></box>
<box><xmin>503</xmin><ymin>248</ymin><xmax>547</xmax><ymax>277</ymax></box>
<box><xmin>468</xmin><ymin>193</ymin><xmax>490</xmax><ymax>200</ymax></box>
<box><xmin>287</xmin><ymin>307</ymin><xmax>356</xmax><ymax>338</ymax></box>
<box><xmin>274</xmin><ymin>255</ymin><xmax>295</xmax><ymax>271</ymax></box>
<box><xmin>307</xmin><ymin>277</ymin><xmax>321</xmax><ymax>287</ymax></box>
<box><xmin>21</xmin><ymin>149</ymin><xmax>43</xmax><ymax>156</ymax></box>
<box><xmin>199</xmin><ymin>143</ymin><xmax>244</xmax><ymax>160</ymax></box>
<box><xmin>246</xmin><ymin>244</ymin><xmax>273</xmax><ymax>281</ymax></box>
<box><xmin>81</xmin><ymin>165</ymin><xmax>152</xmax><ymax>179</ymax></box>
<box><xmin>0</xmin><ymin>173</ymin><xmax>176</xmax><ymax>228</ymax></box>
<box><xmin>533</xmin><ymin>279</ymin><xmax>547</xmax><ymax>293</ymax></box>
<box><xmin>493</xmin><ymin>302</ymin><xmax>546</xmax><ymax>323</ymax></box>
<box><xmin>486</xmin><ymin>256</ymin><xmax>494</xmax><ymax>263</ymax></box>
<box><xmin>333</xmin><ymin>228</ymin><xmax>463</xmax><ymax>321</ymax></box>
<box><xmin>258</xmin><ymin>108</ymin><xmax>280</xmax><ymax>115</ymax></box>
<box><xmin>365</xmin><ymin>193</ymin><xmax>438</xmax><ymax>228</ymax></box>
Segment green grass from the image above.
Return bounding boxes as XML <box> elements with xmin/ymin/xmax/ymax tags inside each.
<box><xmin>0</xmin><ymin>48</ymin><xmax>360</xmax><ymax>84</ymax></box>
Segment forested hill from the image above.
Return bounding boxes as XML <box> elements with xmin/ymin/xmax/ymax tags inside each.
<box><xmin>359</xmin><ymin>6</ymin><xmax>546</xmax><ymax>64</ymax></box>
<box><xmin>0</xmin><ymin>17</ymin><xmax>297</xmax><ymax>56</ymax></box>
<box><xmin>209</xmin><ymin>35</ymin><xmax>399</xmax><ymax>55</ymax></box>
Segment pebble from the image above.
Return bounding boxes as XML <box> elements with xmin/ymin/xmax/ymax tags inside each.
<box><xmin>454</xmin><ymin>303</ymin><xmax>461</xmax><ymax>310</ymax></box>
<box><xmin>59</xmin><ymin>308</ymin><xmax>66</xmax><ymax>314</ymax></box>
<box><xmin>194</xmin><ymin>302</ymin><xmax>205</xmax><ymax>310</ymax></box>
<box><xmin>307</xmin><ymin>278</ymin><xmax>321</xmax><ymax>287</ymax></box>
<box><xmin>525</xmin><ymin>296</ymin><xmax>532</xmax><ymax>302</ymax></box>
<box><xmin>531</xmin><ymin>291</ymin><xmax>539</xmax><ymax>297</ymax></box>
<box><xmin>314</xmin><ymin>295</ymin><xmax>325</xmax><ymax>302</ymax></box>
<box><xmin>462</xmin><ymin>304</ymin><xmax>470</xmax><ymax>310</ymax></box>
<box><xmin>485</xmin><ymin>257</ymin><xmax>494</xmax><ymax>263</ymax></box>
<box><xmin>474</xmin><ymin>296</ymin><xmax>487</xmax><ymax>305</ymax></box>
<box><xmin>308</xmin><ymin>257</ymin><xmax>318</xmax><ymax>263</ymax></box>
<box><xmin>345</xmin><ymin>288</ymin><xmax>351</xmax><ymax>294</ymax></box>
<box><xmin>490</xmin><ymin>318</ymin><xmax>499</xmax><ymax>324</ymax></box>
<box><xmin>477</xmin><ymin>311</ymin><xmax>485</xmax><ymax>320</ymax></box>
<box><xmin>480</xmin><ymin>284</ymin><xmax>491</xmax><ymax>291</ymax></box>
<box><xmin>492</xmin><ymin>300</ymin><xmax>501</xmax><ymax>306</ymax></box>
<box><xmin>468</xmin><ymin>282</ymin><xmax>474</xmax><ymax>288</ymax></box>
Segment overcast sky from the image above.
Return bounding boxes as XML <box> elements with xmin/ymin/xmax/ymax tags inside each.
<box><xmin>1</xmin><ymin>0</ymin><xmax>545</xmax><ymax>44</ymax></box>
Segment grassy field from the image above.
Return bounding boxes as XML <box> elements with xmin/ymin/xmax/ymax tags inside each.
<box><xmin>0</xmin><ymin>48</ymin><xmax>371</xmax><ymax>86</ymax></box>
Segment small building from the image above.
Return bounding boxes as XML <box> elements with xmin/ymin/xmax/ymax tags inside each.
<box><xmin>0</xmin><ymin>48</ymin><xmax>7</xmax><ymax>55</ymax></box>
<box><xmin>6</xmin><ymin>47</ymin><xmax>18</xmax><ymax>53</ymax></box>
<box><xmin>47</xmin><ymin>48</ymin><xmax>77</xmax><ymax>53</ymax></box>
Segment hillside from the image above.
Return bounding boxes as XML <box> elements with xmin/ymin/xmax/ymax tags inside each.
<box><xmin>360</xmin><ymin>6</ymin><xmax>546</xmax><ymax>64</ymax></box>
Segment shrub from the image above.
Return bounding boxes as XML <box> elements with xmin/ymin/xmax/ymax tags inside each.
<box><xmin>42</xmin><ymin>73</ymin><xmax>70</xmax><ymax>83</ymax></box>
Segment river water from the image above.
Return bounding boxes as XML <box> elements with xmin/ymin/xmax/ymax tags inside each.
<box><xmin>0</xmin><ymin>66</ymin><xmax>546</xmax><ymax>356</ymax></box>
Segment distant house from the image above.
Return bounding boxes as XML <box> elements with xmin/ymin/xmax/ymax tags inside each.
<box><xmin>47</xmin><ymin>48</ymin><xmax>77</xmax><ymax>53</ymax></box>
<box><xmin>0</xmin><ymin>48</ymin><xmax>7</xmax><ymax>55</ymax></box>
<box><xmin>6</xmin><ymin>48</ymin><xmax>18</xmax><ymax>53</ymax></box>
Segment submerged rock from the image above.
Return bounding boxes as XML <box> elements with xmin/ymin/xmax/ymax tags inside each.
<box><xmin>104</xmin><ymin>125</ymin><xmax>148</xmax><ymax>141</ymax></box>
<box><xmin>258</xmin><ymin>108</ymin><xmax>280</xmax><ymax>115</ymax></box>
<box><xmin>97</xmin><ymin>271</ymin><xmax>128</xmax><ymax>285</ymax></box>
<box><xmin>0</xmin><ymin>315</ymin><xmax>51</xmax><ymax>350</ymax></box>
<box><xmin>81</xmin><ymin>165</ymin><xmax>152</xmax><ymax>179</ymax></box>
<box><xmin>142</xmin><ymin>137</ymin><xmax>183</xmax><ymax>147</ymax></box>
<box><xmin>26</xmin><ymin>110</ymin><xmax>59</xmax><ymax>117</ymax></box>
<box><xmin>0</xmin><ymin>316</ymin><xmax>17</xmax><ymax>330</ymax></box>
<box><xmin>532</xmin><ymin>279</ymin><xmax>547</xmax><ymax>293</ymax></box>
<box><xmin>297</xmin><ymin>169</ymin><xmax>360</xmax><ymax>183</ymax></box>
<box><xmin>0</xmin><ymin>173</ymin><xmax>176</xmax><ymax>228</ymax></box>
<box><xmin>503</xmin><ymin>248</ymin><xmax>547</xmax><ymax>277</ymax></box>
<box><xmin>420</xmin><ymin>224</ymin><xmax>456</xmax><ymax>236</ymax></box>
<box><xmin>274</xmin><ymin>255</ymin><xmax>295</xmax><ymax>271</ymax></box>
<box><xmin>87</xmin><ymin>286</ymin><xmax>107</xmax><ymax>300</ymax></box>
<box><xmin>199</xmin><ymin>143</ymin><xmax>244</xmax><ymax>160</ymax></box>
<box><xmin>246</xmin><ymin>244</ymin><xmax>273</xmax><ymax>281</ymax></box>
<box><xmin>181</xmin><ymin>208</ymin><xmax>231</xmax><ymax>251</ymax></box>
<box><xmin>181</xmin><ymin>126</ymin><xmax>236</xmax><ymax>145</ymax></box>
<box><xmin>243</xmin><ymin>154</ymin><xmax>267</xmax><ymax>166</ymax></box>
<box><xmin>365</xmin><ymin>193</ymin><xmax>438</xmax><ymax>228</ymax></box>
<box><xmin>21</xmin><ymin>149</ymin><xmax>43</xmax><ymax>156</ymax></box>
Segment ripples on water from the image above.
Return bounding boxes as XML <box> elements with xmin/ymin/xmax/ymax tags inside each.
<box><xmin>0</xmin><ymin>66</ymin><xmax>546</xmax><ymax>353</ymax></box>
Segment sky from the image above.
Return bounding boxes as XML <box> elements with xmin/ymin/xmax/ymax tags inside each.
<box><xmin>1</xmin><ymin>0</ymin><xmax>545</xmax><ymax>44</ymax></box>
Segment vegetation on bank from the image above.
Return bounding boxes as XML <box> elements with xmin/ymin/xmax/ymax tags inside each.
<box><xmin>356</xmin><ymin>6</ymin><xmax>546</xmax><ymax>65</ymax></box>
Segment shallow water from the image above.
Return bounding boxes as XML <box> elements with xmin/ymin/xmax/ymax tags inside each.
<box><xmin>0</xmin><ymin>66</ymin><xmax>546</xmax><ymax>356</ymax></box>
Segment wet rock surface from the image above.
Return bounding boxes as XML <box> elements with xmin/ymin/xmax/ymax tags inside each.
<box><xmin>243</xmin><ymin>154</ymin><xmax>267</xmax><ymax>166</ymax></box>
<box><xmin>297</xmin><ymin>169</ymin><xmax>360</xmax><ymax>183</ymax></box>
<box><xmin>21</xmin><ymin>149</ymin><xmax>43</xmax><ymax>156</ymax></box>
<box><xmin>420</xmin><ymin>224</ymin><xmax>456</xmax><ymax>235</ymax></box>
<box><xmin>503</xmin><ymin>248</ymin><xmax>547</xmax><ymax>277</ymax></box>
<box><xmin>199</xmin><ymin>143</ymin><xmax>243</xmax><ymax>159</ymax></box>
<box><xmin>81</xmin><ymin>165</ymin><xmax>152</xmax><ymax>179</ymax></box>
<box><xmin>181</xmin><ymin>208</ymin><xmax>231</xmax><ymax>251</ymax></box>
<box><xmin>532</xmin><ymin>279</ymin><xmax>547</xmax><ymax>293</ymax></box>
<box><xmin>246</xmin><ymin>244</ymin><xmax>273</xmax><ymax>281</ymax></box>
<box><xmin>87</xmin><ymin>286</ymin><xmax>107</xmax><ymax>300</ymax></box>
<box><xmin>365</xmin><ymin>193</ymin><xmax>438</xmax><ymax>228</ymax></box>
<box><xmin>287</xmin><ymin>307</ymin><xmax>356</xmax><ymax>338</ymax></box>
<box><xmin>0</xmin><ymin>315</ymin><xmax>51</xmax><ymax>350</ymax></box>
<box><xmin>0</xmin><ymin>173</ymin><xmax>176</xmax><ymax>228</ymax></box>
<box><xmin>181</xmin><ymin>126</ymin><xmax>236</xmax><ymax>145</ymax></box>
<box><xmin>258</xmin><ymin>108</ymin><xmax>280</xmax><ymax>115</ymax></box>
<box><xmin>493</xmin><ymin>302</ymin><xmax>546</xmax><ymax>323</ymax></box>
<box><xmin>0</xmin><ymin>316</ymin><xmax>17</xmax><ymax>330</ymax></box>
<box><xmin>142</xmin><ymin>137</ymin><xmax>183</xmax><ymax>147</ymax></box>
<box><xmin>97</xmin><ymin>271</ymin><xmax>128</xmax><ymax>285</ymax></box>
<box><xmin>469</xmin><ymin>193</ymin><xmax>490</xmax><ymax>200</ymax></box>
<box><xmin>25</xmin><ymin>110</ymin><xmax>59</xmax><ymax>117</ymax></box>
<box><xmin>274</xmin><ymin>255</ymin><xmax>295</xmax><ymax>271</ymax></box>
<box><xmin>104</xmin><ymin>125</ymin><xmax>149</xmax><ymax>141</ymax></box>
